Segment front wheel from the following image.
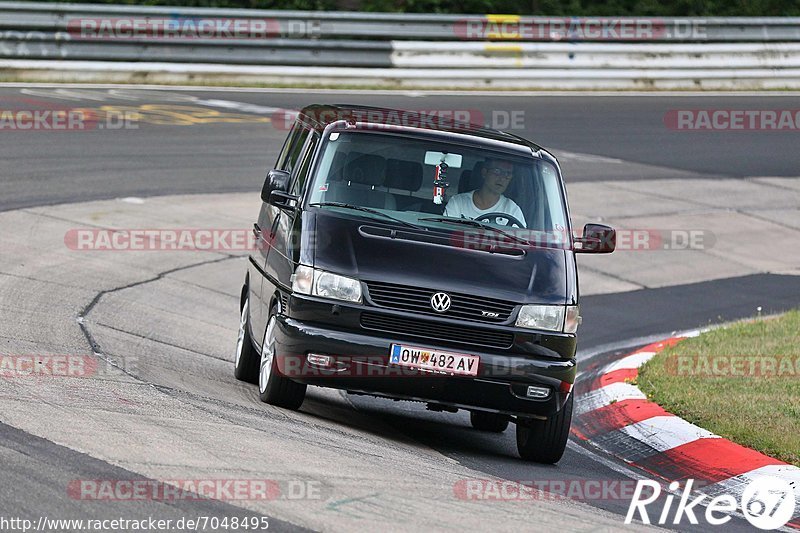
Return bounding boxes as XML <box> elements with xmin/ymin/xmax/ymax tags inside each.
<box><xmin>516</xmin><ymin>393</ymin><xmax>573</xmax><ymax>464</ymax></box>
<box><xmin>258</xmin><ymin>304</ymin><xmax>306</xmax><ymax>410</ymax></box>
<box><xmin>234</xmin><ymin>297</ymin><xmax>259</xmax><ymax>384</ymax></box>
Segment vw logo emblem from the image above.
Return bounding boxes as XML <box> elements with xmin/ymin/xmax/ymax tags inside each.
<box><xmin>430</xmin><ymin>292</ymin><xmax>451</xmax><ymax>313</ymax></box>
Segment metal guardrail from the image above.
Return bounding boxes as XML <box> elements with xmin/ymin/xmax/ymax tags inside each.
<box><xmin>1</xmin><ymin>2</ymin><xmax>799</xmax><ymax>88</ymax></box>
<box><xmin>391</xmin><ymin>42</ymin><xmax>800</xmax><ymax>69</ymax></box>
<box><xmin>3</xmin><ymin>36</ymin><xmax>800</xmax><ymax>70</ymax></box>
<box><xmin>1</xmin><ymin>2</ymin><xmax>800</xmax><ymax>42</ymax></box>
<box><xmin>0</xmin><ymin>33</ymin><xmax>395</xmax><ymax>66</ymax></box>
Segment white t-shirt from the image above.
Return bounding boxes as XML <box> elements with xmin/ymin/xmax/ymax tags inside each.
<box><xmin>443</xmin><ymin>191</ymin><xmax>527</xmax><ymax>228</ymax></box>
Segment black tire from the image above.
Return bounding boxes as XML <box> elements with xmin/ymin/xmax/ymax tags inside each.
<box><xmin>470</xmin><ymin>411</ymin><xmax>509</xmax><ymax>433</ymax></box>
<box><xmin>234</xmin><ymin>296</ymin><xmax>259</xmax><ymax>384</ymax></box>
<box><xmin>258</xmin><ymin>303</ymin><xmax>306</xmax><ymax>410</ymax></box>
<box><xmin>516</xmin><ymin>393</ymin><xmax>573</xmax><ymax>464</ymax></box>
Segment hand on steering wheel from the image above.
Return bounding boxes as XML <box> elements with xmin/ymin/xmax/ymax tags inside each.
<box><xmin>475</xmin><ymin>212</ymin><xmax>525</xmax><ymax>228</ymax></box>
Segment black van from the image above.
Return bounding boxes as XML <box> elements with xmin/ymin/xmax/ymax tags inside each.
<box><xmin>235</xmin><ymin>104</ymin><xmax>614</xmax><ymax>463</ymax></box>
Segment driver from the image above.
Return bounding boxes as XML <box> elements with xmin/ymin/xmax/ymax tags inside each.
<box><xmin>443</xmin><ymin>157</ymin><xmax>527</xmax><ymax>227</ymax></box>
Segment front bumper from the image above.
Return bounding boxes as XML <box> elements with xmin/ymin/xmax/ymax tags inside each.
<box><xmin>272</xmin><ymin>308</ymin><xmax>576</xmax><ymax>418</ymax></box>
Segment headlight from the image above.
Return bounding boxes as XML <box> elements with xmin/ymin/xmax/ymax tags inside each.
<box><xmin>314</xmin><ymin>270</ymin><xmax>362</xmax><ymax>303</ymax></box>
<box><xmin>291</xmin><ymin>265</ymin><xmax>362</xmax><ymax>303</ymax></box>
<box><xmin>516</xmin><ymin>305</ymin><xmax>580</xmax><ymax>333</ymax></box>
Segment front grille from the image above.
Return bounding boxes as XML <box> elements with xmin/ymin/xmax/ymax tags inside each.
<box><xmin>365</xmin><ymin>280</ymin><xmax>516</xmax><ymax>323</ymax></box>
<box><xmin>361</xmin><ymin>312</ymin><xmax>514</xmax><ymax>349</ymax></box>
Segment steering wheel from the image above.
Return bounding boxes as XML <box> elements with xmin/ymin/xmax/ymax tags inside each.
<box><xmin>476</xmin><ymin>212</ymin><xmax>525</xmax><ymax>228</ymax></box>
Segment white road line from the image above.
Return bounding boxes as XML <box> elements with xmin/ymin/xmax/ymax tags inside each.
<box><xmin>702</xmin><ymin>464</ymin><xmax>800</xmax><ymax>531</ymax></box>
<box><xmin>618</xmin><ymin>415</ymin><xmax>719</xmax><ymax>453</ymax></box>
<box><xmin>702</xmin><ymin>464</ymin><xmax>800</xmax><ymax>501</ymax></box>
<box><xmin>576</xmin><ymin>382</ymin><xmax>646</xmax><ymax>415</ymax></box>
<box><xmin>604</xmin><ymin>351</ymin><xmax>657</xmax><ymax>373</ymax></box>
<box><xmin>190</xmin><ymin>98</ymin><xmax>281</xmax><ymax>115</ymax></box>
<box><xmin>19</xmin><ymin>88</ymin><xmax>111</xmax><ymax>101</ymax></box>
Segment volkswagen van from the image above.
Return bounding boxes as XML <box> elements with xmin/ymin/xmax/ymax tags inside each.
<box><xmin>234</xmin><ymin>104</ymin><xmax>615</xmax><ymax>463</ymax></box>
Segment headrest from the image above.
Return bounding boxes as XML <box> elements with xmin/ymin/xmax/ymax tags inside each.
<box><xmin>385</xmin><ymin>159</ymin><xmax>423</xmax><ymax>192</ymax></box>
<box><xmin>458</xmin><ymin>161</ymin><xmax>484</xmax><ymax>193</ymax></box>
<box><xmin>327</xmin><ymin>151</ymin><xmax>348</xmax><ymax>181</ymax></box>
<box><xmin>343</xmin><ymin>152</ymin><xmax>386</xmax><ymax>186</ymax></box>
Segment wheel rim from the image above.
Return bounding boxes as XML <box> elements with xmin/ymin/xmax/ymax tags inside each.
<box><xmin>235</xmin><ymin>299</ymin><xmax>248</xmax><ymax>369</ymax></box>
<box><xmin>259</xmin><ymin>316</ymin><xmax>277</xmax><ymax>394</ymax></box>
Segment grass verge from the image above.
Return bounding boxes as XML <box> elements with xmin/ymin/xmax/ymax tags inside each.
<box><xmin>637</xmin><ymin>310</ymin><xmax>800</xmax><ymax>466</ymax></box>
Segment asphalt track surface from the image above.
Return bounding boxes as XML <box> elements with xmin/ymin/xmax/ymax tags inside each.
<box><xmin>3</xmin><ymin>87</ymin><xmax>800</xmax><ymax>211</ymax></box>
<box><xmin>1</xmin><ymin>86</ymin><xmax>799</xmax><ymax>532</ymax></box>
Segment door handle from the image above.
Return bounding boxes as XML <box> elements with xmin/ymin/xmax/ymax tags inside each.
<box><xmin>253</xmin><ymin>223</ymin><xmax>261</xmax><ymax>238</ymax></box>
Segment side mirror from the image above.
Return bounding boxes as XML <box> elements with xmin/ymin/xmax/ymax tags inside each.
<box><xmin>261</xmin><ymin>169</ymin><xmax>291</xmax><ymax>203</ymax></box>
<box><xmin>575</xmin><ymin>223</ymin><xmax>615</xmax><ymax>253</ymax></box>
<box><xmin>269</xmin><ymin>190</ymin><xmax>299</xmax><ymax>210</ymax></box>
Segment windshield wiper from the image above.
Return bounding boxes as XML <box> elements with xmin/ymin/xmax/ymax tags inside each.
<box><xmin>310</xmin><ymin>202</ymin><xmax>422</xmax><ymax>230</ymax></box>
<box><xmin>418</xmin><ymin>216</ymin><xmax>531</xmax><ymax>247</ymax></box>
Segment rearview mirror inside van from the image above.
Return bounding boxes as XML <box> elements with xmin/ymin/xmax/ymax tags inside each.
<box><xmin>424</xmin><ymin>151</ymin><xmax>462</xmax><ymax>168</ymax></box>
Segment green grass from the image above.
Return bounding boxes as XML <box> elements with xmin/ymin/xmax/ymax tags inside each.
<box><xmin>637</xmin><ymin>310</ymin><xmax>800</xmax><ymax>466</ymax></box>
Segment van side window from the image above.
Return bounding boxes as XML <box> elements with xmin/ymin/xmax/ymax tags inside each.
<box><xmin>290</xmin><ymin>134</ymin><xmax>319</xmax><ymax>197</ymax></box>
<box><xmin>275</xmin><ymin>124</ymin><xmax>298</xmax><ymax>170</ymax></box>
<box><xmin>275</xmin><ymin>122</ymin><xmax>311</xmax><ymax>173</ymax></box>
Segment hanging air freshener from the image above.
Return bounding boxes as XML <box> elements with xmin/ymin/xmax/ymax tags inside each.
<box><xmin>432</xmin><ymin>159</ymin><xmax>450</xmax><ymax>205</ymax></box>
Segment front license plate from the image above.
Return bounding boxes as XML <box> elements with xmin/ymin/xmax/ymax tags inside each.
<box><xmin>389</xmin><ymin>344</ymin><xmax>479</xmax><ymax>376</ymax></box>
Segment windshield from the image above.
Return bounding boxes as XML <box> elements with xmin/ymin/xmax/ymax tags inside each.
<box><xmin>308</xmin><ymin>131</ymin><xmax>569</xmax><ymax>244</ymax></box>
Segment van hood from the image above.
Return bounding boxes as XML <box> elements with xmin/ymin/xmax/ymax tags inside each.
<box><xmin>310</xmin><ymin>210</ymin><xmax>569</xmax><ymax>305</ymax></box>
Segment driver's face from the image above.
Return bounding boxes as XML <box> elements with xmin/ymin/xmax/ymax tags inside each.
<box><xmin>481</xmin><ymin>160</ymin><xmax>514</xmax><ymax>195</ymax></box>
